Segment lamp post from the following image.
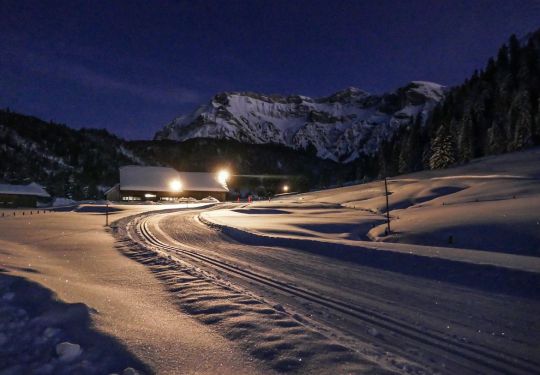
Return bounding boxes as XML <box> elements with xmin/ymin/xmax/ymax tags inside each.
<box><xmin>218</xmin><ymin>170</ymin><xmax>230</xmax><ymax>185</ymax></box>
<box><xmin>217</xmin><ymin>169</ymin><xmax>230</xmax><ymax>202</ymax></box>
<box><xmin>384</xmin><ymin>177</ymin><xmax>391</xmax><ymax>234</ymax></box>
<box><xmin>169</xmin><ymin>179</ymin><xmax>183</xmax><ymax>207</ymax></box>
<box><xmin>105</xmin><ymin>202</ymin><xmax>109</xmax><ymax>227</ymax></box>
<box><xmin>169</xmin><ymin>179</ymin><xmax>182</xmax><ymax>193</ymax></box>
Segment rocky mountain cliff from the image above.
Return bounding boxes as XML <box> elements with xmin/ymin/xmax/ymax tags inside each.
<box><xmin>155</xmin><ymin>81</ymin><xmax>445</xmax><ymax>162</ymax></box>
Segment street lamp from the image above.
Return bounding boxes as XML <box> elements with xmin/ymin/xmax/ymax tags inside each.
<box><xmin>218</xmin><ymin>169</ymin><xmax>230</xmax><ymax>185</ymax></box>
<box><xmin>169</xmin><ymin>179</ymin><xmax>182</xmax><ymax>192</ymax></box>
<box><xmin>283</xmin><ymin>184</ymin><xmax>289</xmax><ymax>193</ymax></box>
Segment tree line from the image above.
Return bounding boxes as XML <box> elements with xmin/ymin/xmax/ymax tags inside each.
<box><xmin>373</xmin><ymin>29</ymin><xmax>540</xmax><ymax>177</ymax></box>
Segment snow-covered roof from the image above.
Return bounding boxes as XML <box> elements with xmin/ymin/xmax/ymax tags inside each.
<box><xmin>0</xmin><ymin>182</ymin><xmax>51</xmax><ymax>197</ymax></box>
<box><xmin>119</xmin><ymin>166</ymin><xmax>229</xmax><ymax>193</ymax></box>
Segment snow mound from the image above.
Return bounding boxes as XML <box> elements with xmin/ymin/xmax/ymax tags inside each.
<box><xmin>56</xmin><ymin>341</ymin><xmax>82</xmax><ymax>362</ymax></box>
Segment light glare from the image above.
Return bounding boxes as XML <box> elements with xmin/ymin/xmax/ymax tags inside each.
<box><xmin>169</xmin><ymin>179</ymin><xmax>182</xmax><ymax>192</ymax></box>
<box><xmin>218</xmin><ymin>170</ymin><xmax>230</xmax><ymax>184</ymax></box>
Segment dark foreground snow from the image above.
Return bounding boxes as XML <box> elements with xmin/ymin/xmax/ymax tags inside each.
<box><xmin>0</xmin><ymin>274</ymin><xmax>145</xmax><ymax>375</ymax></box>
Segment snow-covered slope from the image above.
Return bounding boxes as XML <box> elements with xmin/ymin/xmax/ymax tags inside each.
<box><xmin>155</xmin><ymin>81</ymin><xmax>445</xmax><ymax>162</ymax></box>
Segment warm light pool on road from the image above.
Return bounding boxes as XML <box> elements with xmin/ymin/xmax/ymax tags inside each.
<box><xmin>169</xmin><ymin>179</ymin><xmax>182</xmax><ymax>192</ymax></box>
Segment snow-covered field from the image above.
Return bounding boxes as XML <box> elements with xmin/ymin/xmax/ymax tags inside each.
<box><xmin>0</xmin><ymin>204</ymin><xmax>265</xmax><ymax>374</ymax></box>
<box><xmin>185</xmin><ymin>148</ymin><xmax>539</xmax><ymax>373</ymax></box>
<box><xmin>1</xmin><ymin>149</ymin><xmax>539</xmax><ymax>374</ymax></box>
<box><xmin>205</xmin><ymin>147</ymin><xmax>540</xmax><ymax>257</ymax></box>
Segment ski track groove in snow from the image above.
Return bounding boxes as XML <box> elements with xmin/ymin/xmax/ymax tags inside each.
<box><xmin>114</xmin><ymin>213</ymin><xmax>395</xmax><ymax>375</ymax></box>
<box><xmin>114</xmin><ymin>209</ymin><xmax>539</xmax><ymax>375</ymax></box>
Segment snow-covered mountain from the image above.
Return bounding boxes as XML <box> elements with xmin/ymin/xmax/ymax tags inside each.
<box><xmin>155</xmin><ymin>81</ymin><xmax>446</xmax><ymax>162</ymax></box>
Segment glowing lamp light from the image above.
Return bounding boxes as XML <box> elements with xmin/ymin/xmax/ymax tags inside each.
<box><xmin>217</xmin><ymin>169</ymin><xmax>230</xmax><ymax>184</ymax></box>
<box><xmin>283</xmin><ymin>185</ymin><xmax>289</xmax><ymax>192</ymax></box>
<box><xmin>169</xmin><ymin>179</ymin><xmax>182</xmax><ymax>192</ymax></box>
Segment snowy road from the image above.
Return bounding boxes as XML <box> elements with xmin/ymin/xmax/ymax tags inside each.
<box><xmin>122</xmin><ymin>206</ymin><xmax>540</xmax><ymax>374</ymax></box>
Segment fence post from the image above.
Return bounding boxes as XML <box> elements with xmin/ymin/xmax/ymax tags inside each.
<box><xmin>384</xmin><ymin>177</ymin><xmax>391</xmax><ymax>234</ymax></box>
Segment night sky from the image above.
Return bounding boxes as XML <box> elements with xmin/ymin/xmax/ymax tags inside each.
<box><xmin>1</xmin><ymin>1</ymin><xmax>539</xmax><ymax>140</ymax></box>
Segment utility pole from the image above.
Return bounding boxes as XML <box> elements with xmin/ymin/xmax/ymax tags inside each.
<box><xmin>384</xmin><ymin>177</ymin><xmax>391</xmax><ymax>234</ymax></box>
<box><xmin>105</xmin><ymin>202</ymin><xmax>109</xmax><ymax>227</ymax></box>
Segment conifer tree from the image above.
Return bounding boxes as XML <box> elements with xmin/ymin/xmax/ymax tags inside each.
<box><xmin>458</xmin><ymin>115</ymin><xmax>474</xmax><ymax>162</ymax></box>
<box><xmin>534</xmin><ymin>98</ymin><xmax>540</xmax><ymax>143</ymax></box>
<box><xmin>429</xmin><ymin>124</ymin><xmax>456</xmax><ymax>170</ymax></box>
<box><xmin>509</xmin><ymin>90</ymin><xmax>533</xmax><ymax>150</ymax></box>
<box><xmin>487</xmin><ymin>116</ymin><xmax>506</xmax><ymax>154</ymax></box>
<box><xmin>497</xmin><ymin>44</ymin><xmax>509</xmax><ymax>68</ymax></box>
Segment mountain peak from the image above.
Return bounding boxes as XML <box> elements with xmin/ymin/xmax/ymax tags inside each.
<box><xmin>155</xmin><ymin>82</ymin><xmax>445</xmax><ymax>161</ymax></box>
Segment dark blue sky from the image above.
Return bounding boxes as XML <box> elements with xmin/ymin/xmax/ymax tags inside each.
<box><xmin>1</xmin><ymin>1</ymin><xmax>539</xmax><ymax>140</ymax></box>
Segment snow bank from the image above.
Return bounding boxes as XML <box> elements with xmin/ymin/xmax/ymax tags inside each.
<box><xmin>52</xmin><ymin>197</ymin><xmax>77</xmax><ymax>207</ymax></box>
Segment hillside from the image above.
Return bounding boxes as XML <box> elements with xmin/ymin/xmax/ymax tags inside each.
<box><xmin>0</xmin><ymin>110</ymin><xmax>146</xmax><ymax>199</ymax></box>
<box><xmin>204</xmin><ymin>147</ymin><xmax>540</xmax><ymax>257</ymax></box>
<box><xmin>0</xmin><ymin>111</ymin><xmax>347</xmax><ymax>199</ymax></box>
<box><xmin>155</xmin><ymin>81</ymin><xmax>445</xmax><ymax>162</ymax></box>
<box><xmin>375</xmin><ymin>29</ymin><xmax>540</xmax><ymax>176</ymax></box>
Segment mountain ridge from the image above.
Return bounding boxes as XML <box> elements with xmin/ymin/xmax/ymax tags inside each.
<box><xmin>155</xmin><ymin>81</ymin><xmax>446</xmax><ymax>162</ymax></box>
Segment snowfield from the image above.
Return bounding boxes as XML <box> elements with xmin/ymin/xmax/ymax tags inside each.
<box><xmin>1</xmin><ymin>149</ymin><xmax>539</xmax><ymax>374</ymax></box>
<box><xmin>0</xmin><ymin>204</ymin><xmax>265</xmax><ymax>374</ymax></box>
<box><xmin>204</xmin><ymin>147</ymin><xmax>540</xmax><ymax>257</ymax></box>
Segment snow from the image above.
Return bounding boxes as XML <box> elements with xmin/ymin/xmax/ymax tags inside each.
<box><xmin>2</xmin><ymin>149</ymin><xmax>539</xmax><ymax>374</ymax></box>
<box><xmin>52</xmin><ymin>197</ymin><xmax>77</xmax><ymax>207</ymax></box>
<box><xmin>119</xmin><ymin>165</ymin><xmax>228</xmax><ymax>192</ymax></box>
<box><xmin>156</xmin><ymin>82</ymin><xmax>445</xmax><ymax>161</ymax></box>
<box><xmin>0</xmin><ymin>204</ymin><xmax>265</xmax><ymax>374</ymax></box>
<box><xmin>202</xmin><ymin>148</ymin><xmax>540</xmax><ymax>257</ymax></box>
<box><xmin>409</xmin><ymin>81</ymin><xmax>446</xmax><ymax>101</ymax></box>
<box><xmin>150</xmin><ymin>179</ymin><xmax>540</xmax><ymax>373</ymax></box>
<box><xmin>118</xmin><ymin>145</ymin><xmax>146</xmax><ymax>166</ymax></box>
<box><xmin>0</xmin><ymin>274</ymin><xmax>142</xmax><ymax>374</ymax></box>
<box><xmin>0</xmin><ymin>182</ymin><xmax>50</xmax><ymax>197</ymax></box>
<box><xmin>56</xmin><ymin>342</ymin><xmax>82</xmax><ymax>362</ymax></box>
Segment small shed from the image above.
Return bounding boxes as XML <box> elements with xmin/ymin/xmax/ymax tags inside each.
<box><xmin>0</xmin><ymin>182</ymin><xmax>51</xmax><ymax>207</ymax></box>
<box><xmin>105</xmin><ymin>166</ymin><xmax>229</xmax><ymax>202</ymax></box>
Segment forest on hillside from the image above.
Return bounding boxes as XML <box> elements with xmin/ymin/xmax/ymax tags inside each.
<box><xmin>374</xmin><ymin>30</ymin><xmax>540</xmax><ymax>178</ymax></box>
<box><xmin>0</xmin><ymin>111</ymin><xmax>348</xmax><ymax>198</ymax></box>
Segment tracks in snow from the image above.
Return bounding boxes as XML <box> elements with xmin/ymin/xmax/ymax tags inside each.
<box><xmin>129</xmin><ymin>212</ymin><xmax>539</xmax><ymax>375</ymax></box>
